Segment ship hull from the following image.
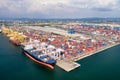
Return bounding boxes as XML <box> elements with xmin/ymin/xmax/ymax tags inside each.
<box><xmin>9</xmin><ymin>38</ymin><xmax>21</xmax><ymax>46</ymax></box>
<box><xmin>23</xmin><ymin>50</ymin><xmax>55</xmax><ymax>70</ymax></box>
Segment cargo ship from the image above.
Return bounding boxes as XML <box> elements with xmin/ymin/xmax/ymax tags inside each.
<box><xmin>22</xmin><ymin>44</ymin><xmax>56</xmax><ymax>69</ymax></box>
<box><xmin>9</xmin><ymin>37</ymin><xmax>21</xmax><ymax>46</ymax></box>
<box><xmin>0</xmin><ymin>29</ymin><xmax>1</xmax><ymax>33</ymax></box>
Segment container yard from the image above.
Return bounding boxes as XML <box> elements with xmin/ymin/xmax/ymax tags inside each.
<box><xmin>1</xmin><ymin>23</ymin><xmax>120</xmax><ymax>72</ymax></box>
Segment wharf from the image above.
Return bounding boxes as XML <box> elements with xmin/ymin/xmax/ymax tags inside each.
<box><xmin>74</xmin><ymin>43</ymin><xmax>120</xmax><ymax>61</ymax></box>
<box><xmin>23</xmin><ymin>26</ymin><xmax>120</xmax><ymax>72</ymax></box>
<box><xmin>56</xmin><ymin>43</ymin><xmax>119</xmax><ymax>72</ymax></box>
<box><xmin>56</xmin><ymin>60</ymin><xmax>80</xmax><ymax>72</ymax></box>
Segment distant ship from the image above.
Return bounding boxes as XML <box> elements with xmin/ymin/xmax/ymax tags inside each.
<box><xmin>22</xmin><ymin>44</ymin><xmax>56</xmax><ymax>69</ymax></box>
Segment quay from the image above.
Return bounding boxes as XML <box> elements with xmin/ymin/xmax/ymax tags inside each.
<box><xmin>56</xmin><ymin>43</ymin><xmax>119</xmax><ymax>72</ymax></box>
<box><xmin>56</xmin><ymin>60</ymin><xmax>80</xmax><ymax>72</ymax></box>
<box><xmin>22</xmin><ymin>26</ymin><xmax>120</xmax><ymax>72</ymax></box>
<box><xmin>1</xmin><ymin>24</ymin><xmax>120</xmax><ymax>72</ymax></box>
<box><xmin>74</xmin><ymin>42</ymin><xmax>120</xmax><ymax>61</ymax></box>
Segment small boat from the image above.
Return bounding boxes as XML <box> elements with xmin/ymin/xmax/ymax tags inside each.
<box><xmin>22</xmin><ymin>44</ymin><xmax>56</xmax><ymax>69</ymax></box>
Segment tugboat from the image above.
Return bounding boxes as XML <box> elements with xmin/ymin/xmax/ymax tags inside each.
<box><xmin>22</xmin><ymin>44</ymin><xmax>56</xmax><ymax>69</ymax></box>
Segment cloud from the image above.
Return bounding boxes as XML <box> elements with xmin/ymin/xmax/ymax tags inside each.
<box><xmin>68</xmin><ymin>0</ymin><xmax>119</xmax><ymax>11</ymax></box>
<box><xmin>93</xmin><ymin>7</ymin><xmax>113</xmax><ymax>11</ymax></box>
<box><xmin>0</xmin><ymin>0</ymin><xmax>29</xmax><ymax>15</ymax></box>
<box><xmin>0</xmin><ymin>0</ymin><xmax>120</xmax><ymax>18</ymax></box>
<box><xmin>25</xmin><ymin>0</ymin><xmax>120</xmax><ymax>13</ymax></box>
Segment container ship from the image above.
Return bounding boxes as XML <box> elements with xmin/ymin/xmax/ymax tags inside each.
<box><xmin>9</xmin><ymin>37</ymin><xmax>21</xmax><ymax>46</ymax></box>
<box><xmin>0</xmin><ymin>29</ymin><xmax>1</xmax><ymax>33</ymax></box>
<box><xmin>22</xmin><ymin>44</ymin><xmax>56</xmax><ymax>69</ymax></box>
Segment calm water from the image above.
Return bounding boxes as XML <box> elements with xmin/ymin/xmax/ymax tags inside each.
<box><xmin>0</xmin><ymin>33</ymin><xmax>120</xmax><ymax>80</ymax></box>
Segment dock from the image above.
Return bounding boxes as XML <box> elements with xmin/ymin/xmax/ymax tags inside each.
<box><xmin>56</xmin><ymin>60</ymin><xmax>80</xmax><ymax>72</ymax></box>
<box><xmin>22</xmin><ymin>26</ymin><xmax>120</xmax><ymax>72</ymax></box>
<box><xmin>74</xmin><ymin>43</ymin><xmax>120</xmax><ymax>61</ymax></box>
<box><xmin>56</xmin><ymin>43</ymin><xmax>119</xmax><ymax>72</ymax></box>
<box><xmin>2</xmin><ymin>25</ymin><xmax>120</xmax><ymax>72</ymax></box>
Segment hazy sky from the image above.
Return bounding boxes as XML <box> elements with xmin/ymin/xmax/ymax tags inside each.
<box><xmin>0</xmin><ymin>0</ymin><xmax>120</xmax><ymax>18</ymax></box>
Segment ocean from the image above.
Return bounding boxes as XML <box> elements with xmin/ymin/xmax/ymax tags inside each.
<box><xmin>0</xmin><ymin>33</ymin><xmax>120</xmax><ymax>80</ymax></box>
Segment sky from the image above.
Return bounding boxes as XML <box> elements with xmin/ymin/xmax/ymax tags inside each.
<box><xmin>0</xmin><ymin>0</ymin><xmax>120</xmax><ymax>18</ymax></box>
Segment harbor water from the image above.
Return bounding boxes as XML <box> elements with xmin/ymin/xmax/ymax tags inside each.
<box><xmin>0</xmin><ymin>33</ymin><xmax>120</xmax><ymax>80</ymax></box>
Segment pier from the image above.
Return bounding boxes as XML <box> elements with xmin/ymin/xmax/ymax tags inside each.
<box><xmin>74</xmin><ymin>43</ymin><xmax>120</xmax><ymax>61</ymax></box>
<box><xmin>22</xmin><ymin>26</ymin><xmax>120</xmax><ymax>72</ymax></box>
<box><xmin>56</xmin><ymin>43</ymin><xmax>119</xmax><ymax>72</ymax></box>
<box><xmin>56</xmin><ymin>60</ymin><xmax>80</xmax><ymax>72</ymax></box>
<box><xmin>1</xmin><ymin>24</ymin><xmax>120</xmax><ymax>72</ymax></box>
